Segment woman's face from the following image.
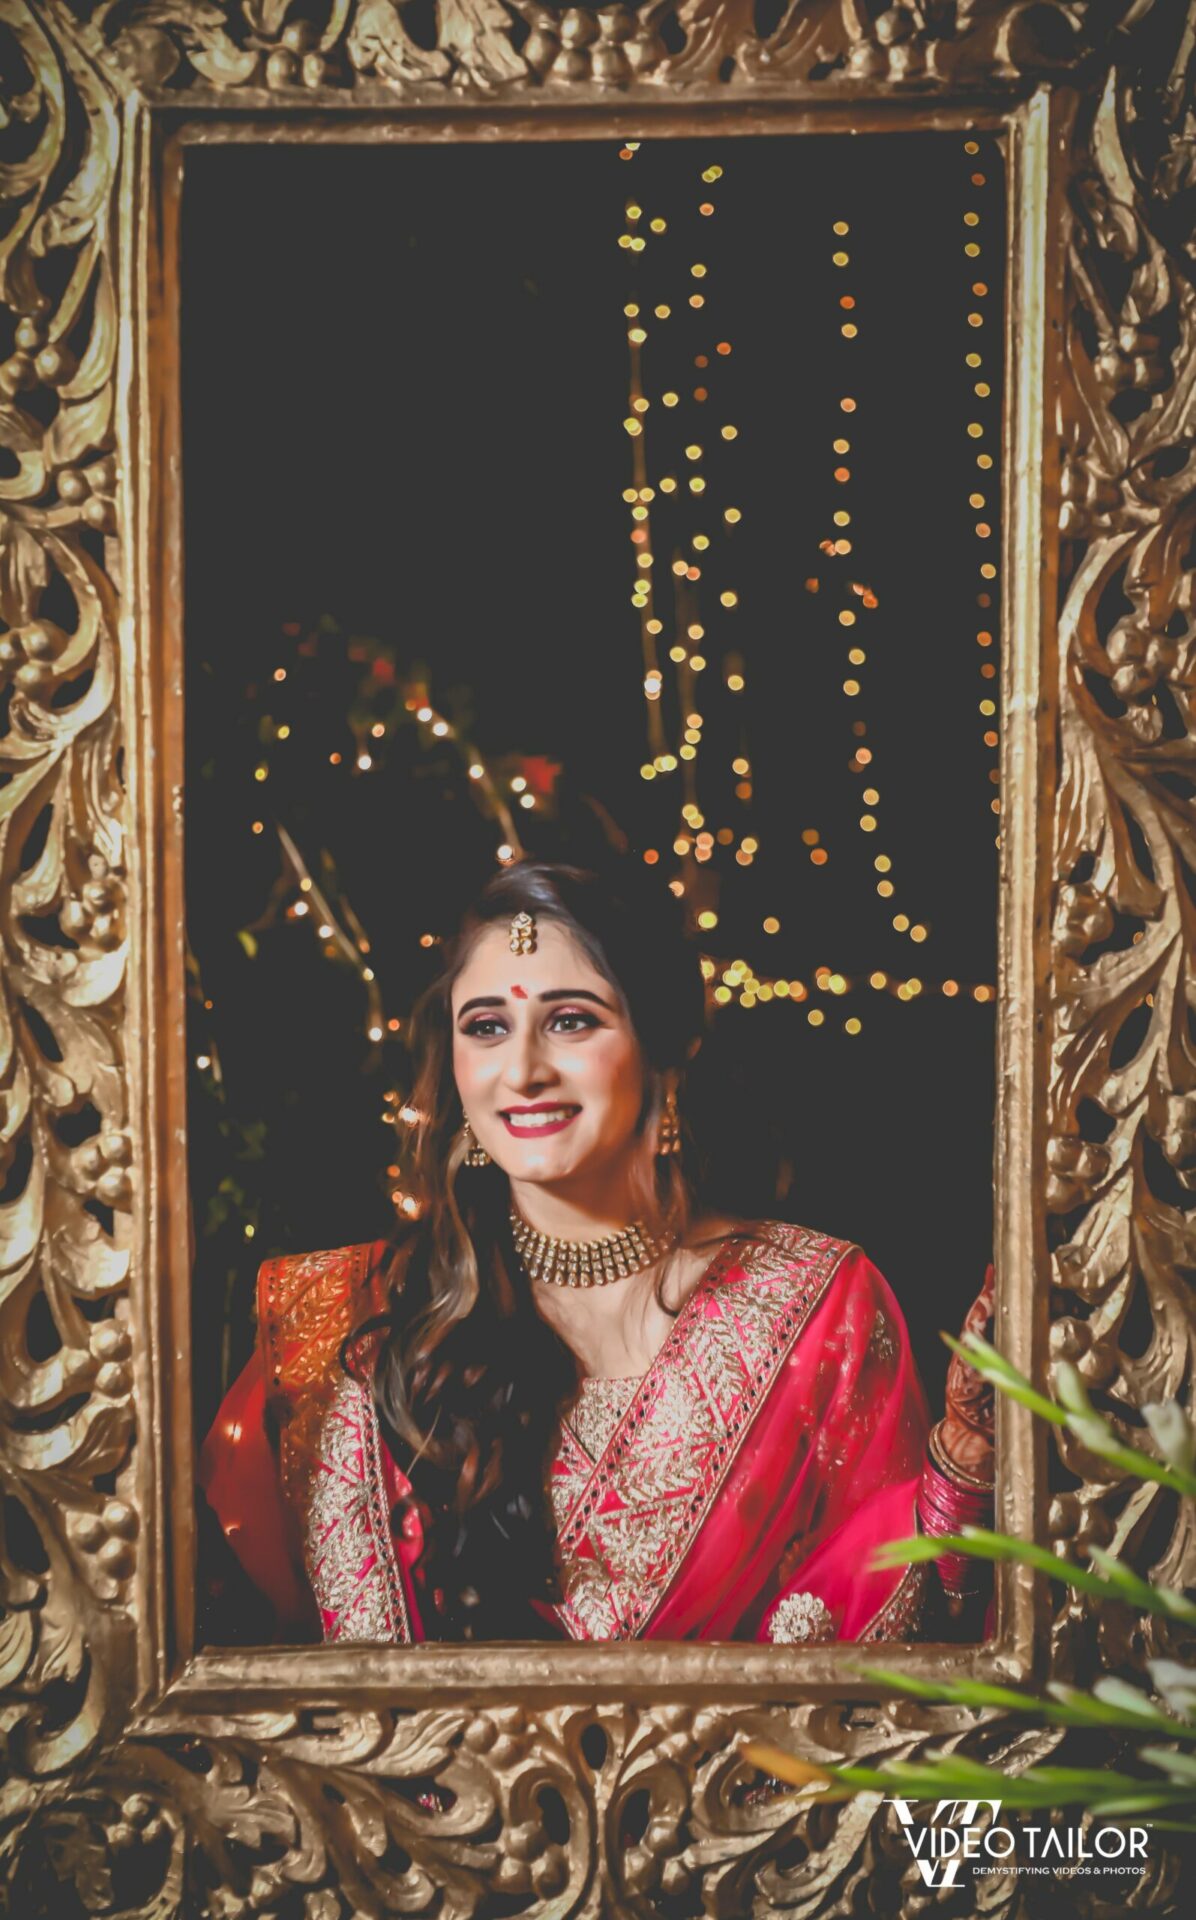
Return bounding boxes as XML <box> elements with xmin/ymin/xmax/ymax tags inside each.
<box><xmin>450</xmin><ymin>919</ymin><xmax>645</xmax><ymax>1189</ymax></box>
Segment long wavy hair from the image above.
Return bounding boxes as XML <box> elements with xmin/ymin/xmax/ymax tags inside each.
<box><xmin>367</xmin><ymin>859</ymin><xmax>707</xmax><ymax>1639</ymax></box>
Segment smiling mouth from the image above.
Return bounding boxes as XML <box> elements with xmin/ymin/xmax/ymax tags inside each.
<box><xmin>500</xmin><ymin>1105</ymin><xmax>581</xmax><ymax>1137</ymax></box>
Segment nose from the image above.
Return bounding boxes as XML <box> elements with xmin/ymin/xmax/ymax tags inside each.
<box><xmin>503</xmin><ymin>1018</ymin><xmax>558</xmax><ymax>1100</ymax></box>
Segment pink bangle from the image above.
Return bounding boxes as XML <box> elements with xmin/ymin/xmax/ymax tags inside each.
<box><xmin>918</xmin><ymin>1442</ymin><xmax>993</xmax><ymax>1599</ymax></box>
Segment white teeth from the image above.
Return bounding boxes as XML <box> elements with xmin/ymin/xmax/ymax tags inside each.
<box><xmin>505</xmin><ymin>1108</ymin><xmax>575</xmax><ymax>1128</ymax></box>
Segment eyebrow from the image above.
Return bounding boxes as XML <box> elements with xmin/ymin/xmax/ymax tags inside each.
<box><xmin>456</xmin><ymin>988</ymin><xmax>614</xmax><ymax>1019</ymax></box>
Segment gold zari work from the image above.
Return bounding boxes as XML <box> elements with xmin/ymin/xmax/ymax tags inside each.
<box><xmin>2</xmin><ymin>0</ymin><xmax>1195</xmax><ymax>1912</ymax></box>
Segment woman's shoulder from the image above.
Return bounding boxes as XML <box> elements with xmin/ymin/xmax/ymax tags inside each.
<box><xmin>258</xmin><ymin>1236</ymin><xmax>407</xmax><ymax>1398</ymax></box>
<box><xmin>706</xmin><ymin>1219</ymin><xmax>874</xmax><ymax>1307</ymax></box>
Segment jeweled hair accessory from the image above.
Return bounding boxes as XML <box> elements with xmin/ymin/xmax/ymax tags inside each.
<box><xmin>509</xmin><ymin>910</ymin><xmax>537</xmax><ymax>955</ymax></box>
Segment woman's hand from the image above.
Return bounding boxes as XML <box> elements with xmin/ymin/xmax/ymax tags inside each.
<box><xmin>938</xmin><ymin>1263</ymin><xmax>995</xmax><ymax>1487</ymax></box>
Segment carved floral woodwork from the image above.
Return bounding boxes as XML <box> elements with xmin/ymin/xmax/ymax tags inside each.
<box><xmin>2</xmin><ymin>0</ymin><xmax>1195</xmax><ymax>1913</ymax></box>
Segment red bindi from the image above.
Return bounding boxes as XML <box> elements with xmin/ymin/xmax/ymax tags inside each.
<box><xmin>511</xmin><ymin>983</ymin><xmax>528</xmax><ymax>1000</ymax></box>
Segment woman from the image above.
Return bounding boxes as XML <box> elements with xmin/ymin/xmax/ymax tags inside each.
<box><xmin>201</xmin><ymin>860</ymin><xmax>994</xmax><ymax>1644</ymax></box>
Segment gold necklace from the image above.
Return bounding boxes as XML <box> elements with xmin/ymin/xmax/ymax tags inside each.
<box><xmin>509</xmin><ymin>1209</ymin><xmax>676</xmax><ymax>1288</ymax></box>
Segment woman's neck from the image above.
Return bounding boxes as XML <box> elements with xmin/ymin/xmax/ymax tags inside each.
<box><xmin>508</xmin><ymin>1166</ymin><xmax>645</xmax><ymax>1241</ymax></box>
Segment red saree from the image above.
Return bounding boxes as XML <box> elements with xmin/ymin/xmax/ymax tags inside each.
<box><xmin>200</xmin><ymin>1223</ymin><xmax>931</xmax><ymax>1644</ymax></box>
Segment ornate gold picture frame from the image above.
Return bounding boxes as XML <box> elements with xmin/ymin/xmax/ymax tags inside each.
<box><xmin>2</xmin><ymin>1</ymin><xmax>1193</xmax><ymax>1910</ymax></box>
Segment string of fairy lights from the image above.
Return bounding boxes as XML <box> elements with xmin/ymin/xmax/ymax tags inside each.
<box><xmin>190</xmin><ymin>137</ymin><xmax>1002</xmax><ymax>1228</ymax></box>
<box><xmin>616</xmin><ymin>141</ymin><xmax>1000</xmax><ymax>1025</ymax></box>
<box><xmin>962</xmin><ymin>138</ymin><xmax>1003</xmax><ymax>843</ymax></box>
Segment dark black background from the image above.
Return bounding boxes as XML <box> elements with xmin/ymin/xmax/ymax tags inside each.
<box><xmin>183</xmin><ymin>132</ymin><xmax>1004</xmax><ymax>1439</ymax></box>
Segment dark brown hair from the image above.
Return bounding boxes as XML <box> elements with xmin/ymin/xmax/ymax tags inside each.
<box><xmin>369</xmin><ymin>859</ymin><xmax>706</xmax><ymax>1638</ymax></box>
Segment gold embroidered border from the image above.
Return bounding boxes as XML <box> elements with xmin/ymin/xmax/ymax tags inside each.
<box><xmin>555</xmin><ymin>1226</ymin><xmax>854</xmax><ymax>1639</ymax></box>
<box><xmin>305</xmin><ymin>1377</ymin><xmax>412</xmax><ymax>1645</ymax></box>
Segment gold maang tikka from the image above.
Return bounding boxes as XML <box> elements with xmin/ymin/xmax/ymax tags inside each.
<box><xmin>509</xmin><ymin>910</ymin><xmax>536</xmax><ymax>955</ymax></box>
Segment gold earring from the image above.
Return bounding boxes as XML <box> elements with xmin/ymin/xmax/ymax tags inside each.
<box><xmin>461</xmin><ymin>1117</ymin><xmax>491</xmax><ymax>1168</ymax></box>
<box><xmin>657</xmin><ymin>1088</ymin><xmax>682</xmax><ymax>1158</ymax></box>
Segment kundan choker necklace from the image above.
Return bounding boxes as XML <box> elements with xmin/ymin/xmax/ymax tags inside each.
<box><xmin>510</xmin><ymin>1208</ymin><xmax>676</xmax><ymax>1288</ymax></box>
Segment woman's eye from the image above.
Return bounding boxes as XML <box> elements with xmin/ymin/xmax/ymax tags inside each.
<box><xmin>549</xmin><ymin>1010</ymin><xmax>600</xmax><ymax>1033</ymax></box>
<box><xmin>464</xmin><ymin>1017</ymin><xmax>507</xmax><ymax>1039</ymax></box>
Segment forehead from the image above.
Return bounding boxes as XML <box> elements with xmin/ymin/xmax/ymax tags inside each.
<box><xmin>451</xmin><ymin>919</ymin><xmax>610</xmax><ymax>1008</ymax></box>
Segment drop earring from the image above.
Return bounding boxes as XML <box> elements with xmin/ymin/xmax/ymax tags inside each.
<box><xmin>461</xmin><ymin>1117</ymin><xmax>491</xmax><ymax>1168</ymax></box>
<box><xmin>657</xmin><ymin>1088</ymin><xmax>682</xmax><ymax>1158</ymax></box>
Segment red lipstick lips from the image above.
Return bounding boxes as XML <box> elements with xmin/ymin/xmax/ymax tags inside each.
<box><xmin>500</xmin><ymin>1103</ymin><xmax>580</xmax><ymax>1138</ymax></box>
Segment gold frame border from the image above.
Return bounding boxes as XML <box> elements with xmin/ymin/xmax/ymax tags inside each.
<box><xmin>2</xmin><ymin>3</ymin><xmax>1191</xmax><ymax>1910</ymax></box>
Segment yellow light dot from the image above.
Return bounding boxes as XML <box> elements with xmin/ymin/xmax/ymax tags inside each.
<box><xmin>254</xmin><ymin>765</ymin><xmax>268</xmax><ymax>782</ymax></box>
<box><xmin>874</xmin><ymin>854</ymin><xmax>891</xmax><ymax>872</ymax></box>
<box><xmin>859</xmin><ymin>813</ymin><xmax>876</xmax><ymax>830</ymax></box>
<box><xmin>693</xmin><ymin>534</ymin><xmax>710</xmax><ymax>551</ymax></box>
<box><xmin>727</xmin><ymin>672</ymin><xmax>745</xmax><ymax>691</ymax></box>
<box><xmin>964</xmin><ymin>211</ymin><xmax>980</xmax><ymax>226</ymax></box>
<box><xmin>702</xmin><ymin>165</ymin><xmax>723</xmax><ymax>183</ymax></box>
<box><xmin>848</xmin><ymin>647</ymin><xmax>866</xmax><ymax>665</ymax></box>
<box><xmin>720</xmin><ymin>590</ymin><xmax>738</xmax><ymax>607</ymax></box>
<box><xmin>893</xmin><ymin>913</ymin><xmax>910</xmax><ymax>932</ymax></box>
<box><xmin>689</xmin><ymin>294</ymin><xmax>705</xmax><ymax>308</ymax></box>
<box><xmin>624</xmin><ymin>418</ymin><xmax>642</xmax><ymax>437</ymax></box>
<box><xmin>661</xmin><ymin>477</ymin><xmax>677</xmax><ymax>493</ymax></box>
<box><xmin>833</xmin><ymin>220</ymin><xmax>849</xmax><ymax>234</ymax></box>
<box><xmin>980</xmin><ymin>562</ymin><xmax>997</xmax><ymax>579</ymax></box>
<box><xmin>641</xmin><ymin>764</ymin><xmax>656</xmax><ymax>780</ymax></box>
<box><xmin>870</xmin><ymin>971</ymin><xmax>887</xmax><ymax>989</ymax></box>
<box><xmin>862</xmin><ymin>787</ymin><xmax>879</xmax><ymax>804</ymax></box>
<box><xmin>832</xmin><ymin>251</ymin><xmax>849</xmax><ymax>266</ymax></box>
<box><xmin>690</xmin><ymin>477</ymin><xmax>706</xmax><ymax>493</ymax></box>
<box><xmin>714</xmin><ymin>985</ymin><xmax>731</xmax><ymax>1004</ymax></box>
<box><xmin>910</xmin><ymin>924</ymin><xmax>927</xmax><ymax>943</ymax></box>
<box><xmin>839</xmin><ymin>609</ymin><xmax>856</xmax><ymax>626</ymax></box>
<box><xmin>964</xmin><ymin>140</ymin><xmax>979</xmax><ymax>153</ymax></box>
<box><xmin>650</xmin><ymin>218</ymin><xmax>666</xmax><ymax>233</ymax></box>
<box><xmin>721</xmin><ymin>425</ymin><xmax>738</xmax><ymax>440</ymax></box>
<box><xmin>845</xmin><ymin>1017</ymin><xmax>862</xmax><ymax>1035</ymax></box>
<box><xmin>943</xmin><ymin>979</ymin><xmax>959</xmax><ymax>997</ymax></box>
<box><xmin>692</xmin><ymin>654</ymin><xmax>707</xmax><ymax>671</ymax></box>
<box><xmin>841</xmin><ymin>324</ymin><xmax>858</xmax><ymax>338</ymax></box>
<box><xmin>833</xmin><ymin>510</ymin><xmax>851</xmax><ymax>527</ymax></box>
<box><xmin>833</xmin><ymin>438</ymin><xmax>850</xmax><ymax>453</ymax></box>
<box><xmin>775</xmin><ymin>980</ymin><xmax>790</xmax><ymax>998</ymax></box>
<box><xmin>691</xmin><ymin>263</ymin><xmax>707</xmax><ymax>278</ymax></box>
<box><xmin>977</xmin><ymin>454</ymin><xmax>994</xmax><ymax>469</ymax></box>
<box><xmin>679</xmin><ymin>744</ymin><xmax>696</xmax><ymax>759</ymax></box>
<box><xmin>655</xmin><ymin>304</ymin><xmax>671</xmax><ymax>319</ymax></box>
<box><xmin>966</xmin><ymin>354</ymin><xmax>982</xmax><ymax>370</ymax></box>
<box><xmin>965</xmin><ymin>242</ymin><xmax>981</xmax><ymax>257</ymax></box>
<box><xmin>980</xmin><ymin>698</ymin><xmax>996</xmax><ymax>714</ymax></box>
<box><xmin>877</xmin><ymin>879</ymin><xmax>894</xmax><ymax>897</ymax></box>
<box><xmin>975</xmin><ymin>381</ymin><xmax>991</xmax><ymax>397</ymax></box>
<box><xmin>968</xmin><ymin>313</ymin><xmax>984</xmax><ymax>328</ymax></box>
<box><xmin>628</xmin><ymin>327</ymin><xmax>647</xmax><ymax>344</ymax></box>
<box><xmin>697</xmin><ymin>910</ymin><xmax>718</xmax><ymax>929</ymax></box>
<box><xmin>724</xmin><ymin>507</ymin><xmax>742</xmax><ymax>524</ymax></box>
<box><xmin>663</xmin><ymin>391</ymin><xmax>679</xmax><ymax>407</ymax></box>
<box><xmin>763</xmin><ymin>916</ymin><xmax>780</xmax><ymax>934</ymax></box>
<box><xmin>808</xmin><ymin>1008</ymin><xmax>825</xmax><ymax>1027</ymax></box>
<box><xmin>733</xmin><ymin>758</ymin><xmax>750</xmax><ymax>776</ymax></box>
<box><xmin>967</xmin><ymin>422</ymin><xmax>984</xmax><ymax>438</ymax></box>
<box><xmin>843</xmin><ymin>679</ymin><xmax>860</xmax><ymax>697</ymax></box>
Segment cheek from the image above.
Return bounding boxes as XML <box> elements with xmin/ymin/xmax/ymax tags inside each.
<box><xmin>582</xmin><ymin>1038</ymin><xmax>643</xmax><ymax>1125</ymax></box>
